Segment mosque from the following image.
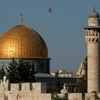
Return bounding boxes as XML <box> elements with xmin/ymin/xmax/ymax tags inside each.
<box><xmin>0</xmin><ymin>13</ymin><xmax>50</xmax><ymax>74</ymax></box>
<box><xmin>0</xmin><ymin>13</ymin><xmax>77</xmax><ymax>88</ymax></box>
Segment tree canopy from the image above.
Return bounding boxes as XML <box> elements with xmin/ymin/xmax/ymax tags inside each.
<box><xmin>54</xmin><ymin>94</ymin><xmax>68</xmax><ymax>100</ymax></box>
<box><xmin>47</xmin><ymin>70</ymin><xmax>61</xmax><ymax>93</ymax></box>
<box><xmin>0</xmin><ymin>58</ymin><xmax>37</xmax><ymax>83</ymax></box>
<box><xmin>77</xmin><ymin>57</ymin><xmax>87</xmax><ymax>93</ymax></box>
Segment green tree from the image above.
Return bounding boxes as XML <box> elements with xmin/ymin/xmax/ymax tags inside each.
<box><xmin>83</xmin><ymin>57</ymin><xmax>87</xmax><ymax>79</ymax></box>
<box><xmin>77</xmin><ymin>57</ymin><xmax>87</xmax><ymax>93</ymax></box>
<box><xmin>55</xmin><ymin>71</ymin><xmax>60</xmax><ymax>87</ymax></box>
<box><xmin>6</xmin><ymin>58</ymin><xmax>19</xmax><ymax>83</ymax></box>
<box><xmin>60</xmin><ymin>95</ymin><xmax>68</xmax><ymax>100</ymax></box>
<box><xmin>17</xmin><ymin>59</ymin><xmax>32</xmax><ymax>82</ymax></box>
<box><xmin>47</xmin><ymin>70</ymin><xmax>61</xmax><ymax>93</ymax></box>
<box><xmin>47</xmin><ymin>85</ymin><xmax>60</xmax><ymax>93</ymax></box>
<box><xmin>28</xmin><ymin>62</ymin><xmax>37</xmax><ymax>82</ymax></box>
<box><xmin>91</xmin><ymin>91</ymin><xmax>100</xmax><ymax>100</ymax></box>
<box><xmin>54</xmin><ymin>94</ymin><xmax>61</xmax><ymax>100</ymax></box>
<box><xmin>95</xmin><ymin>93</ymin><xmax>100</xmax><ymax>100</ymax></box>
<box><xmin>55</xmin><ymin>70</ymin><xmax>61</xmax><ymax>93</ymax></box>
<box><xmin>54</xmin><ymin>94</ymin><xmax>68</xmax><ymax>100</ymax></box>
<box><xmin>0</xmin><ymin>66</ymin><xmax>6</xmax><ymax>79</ymax></box>
<box><xmin>6</xmin><ymin>58</ymin><xmax>37</xmax><ymax>83</ymax></box>
<box><xmin>69</xmin><ymin>83</ymin><xmax>73</xmax><ymax>93</ymax></box>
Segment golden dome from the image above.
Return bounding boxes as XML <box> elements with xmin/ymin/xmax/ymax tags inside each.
<box><xmin>0</xmin><ymin>25</ymin><xmax>48</xmax><ymax>59</ymax></box>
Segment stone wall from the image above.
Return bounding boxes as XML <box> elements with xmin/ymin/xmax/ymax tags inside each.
<box><xmin>68</xmin><ymin>93</ymin><xmax>82</xmax><ymax>100</ymax></box>
<box><xmin>0</xmin><ymin>79</ymin><xmax>53</xmax><ymax>100</ymax></box>
<box><xmin>0</xmin><ymin>78</ymin><xmax>100</xmax><ymax>100</ymax></box>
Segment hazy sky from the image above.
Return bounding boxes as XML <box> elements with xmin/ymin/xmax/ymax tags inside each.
<box><xmin>0</xmin><ymin>0</ymin><xmax>99</xmax><ymax>73</ymax></box>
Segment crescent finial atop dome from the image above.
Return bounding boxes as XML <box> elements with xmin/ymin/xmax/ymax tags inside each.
<box><xmin>93</xmin><ymin>5</ymin><xmax>95</xmax><ymax>11</ymax></box>
<box><xmin>20</xmin><ymin>13</ymin><xmax>23</xmax><ymax>25</ymax></box>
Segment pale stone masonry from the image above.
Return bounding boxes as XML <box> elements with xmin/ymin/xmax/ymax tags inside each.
<box><xmin>84</xmin><ymin>7</ymin><xmax>100</xmax><ymax>93</ymax></box>
<box><xmin>0</xmin><ymin>76</ymin><xmax>100</xmax><ymax>100</ymax></box>
<box><xmin>0</xmin><ymin>76</ymin><xmax>54</xmax><ymax>100</ymax></box>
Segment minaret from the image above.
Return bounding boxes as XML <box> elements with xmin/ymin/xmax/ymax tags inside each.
<box><xmin>84</xmin><ymin>7</ymin><xmax>100</xmax><ymax>93</ymax></box>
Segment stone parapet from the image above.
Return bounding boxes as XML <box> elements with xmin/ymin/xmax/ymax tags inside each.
<box><xmin>68</xmin><ymin>93</ymin><xmax>82</xmax><ymax>100</ymax></box>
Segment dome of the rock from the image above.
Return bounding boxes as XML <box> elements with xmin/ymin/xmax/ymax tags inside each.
<box><xmin>0</xmin><ymin>13</ymin><xmax>50</xmax><ymax>74</ymax></box>
<box><xmin>0</xmin><ymin>25</ymin><xmax>48</xmax><ymax>59</ymax></box>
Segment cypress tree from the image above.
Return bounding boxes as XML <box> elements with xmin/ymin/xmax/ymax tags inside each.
<box><xmin>6</xmin><ymin>58</ymin><xmax>37</xmax><ymax>83</ymax></box>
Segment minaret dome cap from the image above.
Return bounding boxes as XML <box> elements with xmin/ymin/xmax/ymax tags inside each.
<box><xmin>89</xmin><ymin>6</ymin><xmax>99</xmax><ymax>18</ymax></box>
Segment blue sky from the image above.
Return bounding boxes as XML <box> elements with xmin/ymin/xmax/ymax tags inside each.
<box><xmin>0</xmin><ymin>0</ymin><xmax>100</xmax><ymax>73</ymax></box>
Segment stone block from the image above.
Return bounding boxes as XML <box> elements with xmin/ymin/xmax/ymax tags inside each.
<box><xmin>11</xmin><ymin>84</ymin><xmax>19</xmax><ymax>92</ymax></box>
<box><xmin>32</xmin><ymin>82</ymin><xmax>47</xmax><ymax>94</ymax></box>
<box><xmin>85</xmin><ymin>93</ymin><xmax>96</xmax><ymax>100</ymax></box>
<box><xmin>21</xmin><ymin>83</ymin><xmax>30</xmax><ymax>91</ymax></box>
<box><xmin>0</xmin><ymin>93</ymin><xmax>8</xmax><ymax>100</ymax></box>
<box><xmin>68</xmin><ymin>93</ymin><xmax>82</xmax><ymax>100</ymax></box>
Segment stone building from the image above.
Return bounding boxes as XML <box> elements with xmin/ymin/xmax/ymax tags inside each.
<box><xmin>51</xmin><ymin>70</ymin><xmax>77</xmax><ymax>78</ymax></box>
<box><xmin>84</xmin><ymin>7</ymin><xmax>100</xmax><ymax>93</ymax></box>
<box><xmin>0</xmin><ymin>13</ymin><xmax>50</xmax><ymax>74</ymax></box>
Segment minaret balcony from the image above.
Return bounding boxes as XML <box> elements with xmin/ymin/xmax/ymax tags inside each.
<box><xmin>85</xmin><ymin>35</ymin><xmax>100</xmax><ymax>39</ymax></box>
